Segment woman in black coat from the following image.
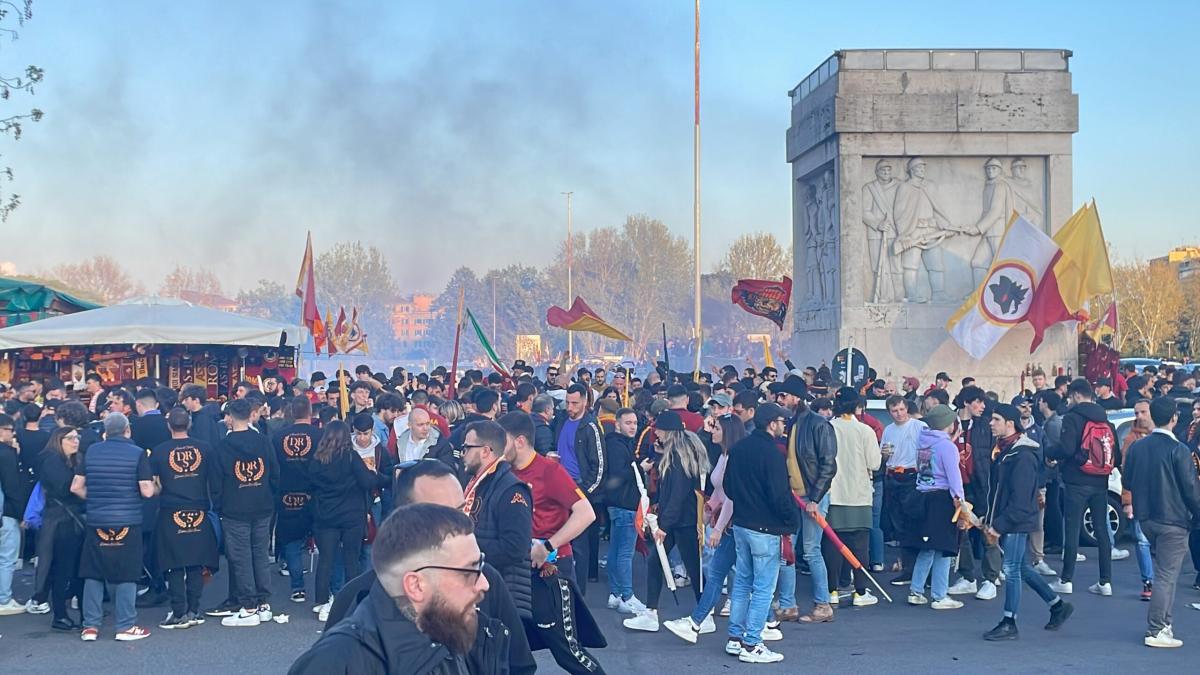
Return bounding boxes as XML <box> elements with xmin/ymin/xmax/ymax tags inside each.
<box><xmin>36</xmin><ymin>427</ymin><xmax>86</xmax><ymax>631</ymax></box>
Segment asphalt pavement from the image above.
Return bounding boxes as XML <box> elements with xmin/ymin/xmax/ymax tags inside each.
<box><xmin>2</xmin><ymin>539</ymin><xmax>1200</xmax><ymax>674</ymax></box>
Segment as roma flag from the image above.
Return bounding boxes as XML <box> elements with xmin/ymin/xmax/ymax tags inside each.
<box><xmin>546</xmin><ymin>297</ymin><xmax>632</xmax><ymax>342</ymax></box>
<box><xmin>731</xmin><ymin>277</ymin><xmax>792</xmax><ymax>330</ymax></box>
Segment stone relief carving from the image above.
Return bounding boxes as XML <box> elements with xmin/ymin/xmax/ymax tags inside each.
<box><xmin>798</xmin><ymin>165</ymin><xmax>840</xmax><ymax>308</ymax></box>
<box><xmin>859</xmin><ymin>155</ymin><xmax>1047</xmax><ymax>305</ymax></box>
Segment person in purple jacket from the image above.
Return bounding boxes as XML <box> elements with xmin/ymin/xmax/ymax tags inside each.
<box><xmin>906</xmin><ymin>405</ymin><xmax>967</xmax><ymax>609</ymax></box>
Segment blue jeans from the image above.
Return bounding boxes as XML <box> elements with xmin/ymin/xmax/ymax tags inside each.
<box><xmin>870</xmin><ymin>480</ymin><xmax>884</xmax><ymax>567</ymax></box>
<box><xmin>910</xmin><ymin>550</ymin><xmax>952</xmax><ymax>600</ymax></box>
<box><xmin>691</xmin><ymin>530</ymin><xmax>736</xmax><ymax>624</ymax></box>
<box><xmin>801</xmin><ymin>494</ymin><xmax>831</xmax><ymax>604</ymax></box>
<box><xmin>0</xmin><ymin>515</ymin><xmax>18</xmax><ymax>604</ymax></box>
<box><xmin>1133</xmin><ymin>520</ymin><xmax>1154</xmax><ymax>583</ymax></box>
<box><xmin>83</xmin><ymin>579</ymin><xmax>136</xmax><ymax>631</ymax></box>
<box><xmin>1001</xmin><ymin>532</ymin><xmax>1057</xmax><ymax>619</ymax></box>
<box><xmin>282</xmin><ymin>539</ymin><xmax>307</xmax><ymax>592</ymax></box>
<box><xmin>728</xmin><ymin>527</ymin><xmax>781</xmax><ymax>647</ymax></box>
<box><xmin>606</xmin><ymin>507</ymin><xmax>636</xmax><ymax>600</ymax></box>
<box><xmin>775</xmin><ymin>523</ymin><xmax>798</xmax><ymax>610</ymax></box>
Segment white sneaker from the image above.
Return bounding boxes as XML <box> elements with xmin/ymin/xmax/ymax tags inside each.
<box><xmin>618</xmin><ymin>596</ymin><xmax>647</xmax><ymax>615</ymax></box>
<box><xmin>1049</xmin><ymin>580</ymin><xmax>1073</xmax><ymax>594</ymax></box>
<box><xmin>1112</xmin><ymin>548</ymin><xmax>1130</xmax><ymax>561</ymax></box>
<box><xmin>607</xmin><ymin>594</ymin><xmax>621</xmax><ymax>610</ymax></box>
<box><xmin>257</xmin><ymin>604</ymin><xmax>273</xmax><ymax>622</ymax></box>
<box><xmin>829</xmin><ymin>590</ymin><xmax>839</xmax><ymax>605</ymax></box>
<box><xmin>221</xmin><ymin>608</ymin><xmax>262</xmax><ymax>627</ymax></box>
<box><xmin>719</xmin><ymin>598</ymin><xmax>731</xmax><ymax>617</ymax></box>
<box><xmin>1033</xmin><ymin>560</ymin><xmax>1056</xmax><ymax>576</ymax></box>
<box><xmin>1146</xmin><ymin>626</ymin><xmax>1183</xmax><ymax>648</ymax></box>
<box><xmin>997</xmin><ymin>570</ymin><xmax>1006</xmax><ymax>583</ymax></box>
<box><xmin>25</xmin><ymin>600</ymin><xmax>50</xmax><ymax>615</ymax></box>
<box><xmin>975</xmin><ymin>580</ymin><xmax>997</xmax><ymax>600</ymax></box>
<box><xmin>739</xmin><ymin>643</ymin><xmax>785</xmax><ymax>664</ymax></box>
<box><xmin>760</xmin><ymin>626</ymin><xmax>783</xmax><ymax>641</ymax></box>
<box><xmin>947</xmin><ymin>578</ymin><xmax>977</xmax><ymax>595</ymax></box>
<box><xmin>0</xmin><ymin>600</ymin><xmax>25</xmax><ymax>616</ymax></box>
<box><xmin>907</xmin><ymin>592</ymin><xmax>928</xmax><ymax>605</ymax></box>
<box><xmin>1075</xmin><ymin>553</ymin><xmax>1086</xmax><ymax>562</ymax></box>
<box><xmin>698</xmin><ymin>613</ymin><xmax>716</xmax><ymax>634</ymax></box>
<box><xmin>725</xmin><ymin>639</ymin><xmax>743</xmax><ymax>656</ymax></box>
<box><xmin>852</xmin><ymin>591</ymin><xmax>878</xmax><ymax>607</ymax></box>
<box><xmin>623</xmin><ymin>609</ymin><xmax>659</xmax><ymax>632</ymax></box>
<box><xmin>312</xmin><ymin>600</ymin><xmax>331</xmax><ymax>614</ymax></box>
<box><xmin>317</xmin><ymin>604</ymin><xmax>330</xmax><ymax>623</ymax></box>
<box><xmin>1088</xmin><ymin>582</ymin><xmax>1113</xmax><ymax>597</ymax></box>
<box><xmin>931</xmin><ymin>597</ymin><xmax>964</xmax><ymax>610</ymax></box>
<box><xmin>663</xmin><ymin>617</ymin><xmax>700</xmax><ymax>644</ymax></box>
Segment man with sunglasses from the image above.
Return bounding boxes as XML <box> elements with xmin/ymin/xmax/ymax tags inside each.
<box><xmin>291</xmin><ymin>503</ymin><xmax>508</xmax><ymax>675</ymax></box>
<box><xmin>311</xmin><ymin>460</ymin><xmax>535</xmax><ymax>675</ymax></box>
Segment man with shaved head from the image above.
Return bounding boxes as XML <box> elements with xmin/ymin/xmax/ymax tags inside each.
<box><xmin>397</xmin><ymin>407</ymin><xmax>439</xmax><ymax>463</ymax></box>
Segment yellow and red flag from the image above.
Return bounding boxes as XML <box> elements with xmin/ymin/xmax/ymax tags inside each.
<box><xmin>546</xmin><ymin>297</ymin><xmax>632</xmax><ymax>342</ymax></box>
<box><xmin>294</xmin><ymin>232</ymin><xmax>325</xmax><ymax>353</ymax></box>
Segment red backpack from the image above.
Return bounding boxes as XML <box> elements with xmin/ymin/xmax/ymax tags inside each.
<box><xmin>1077</xmin><ymin>420</ymin><xmax>1116</xmax><ymax>476</ymax></box>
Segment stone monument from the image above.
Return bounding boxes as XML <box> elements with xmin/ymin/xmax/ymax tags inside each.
<box><xmin>787</xmin><ymin>49</ymin><xmax>1078</xmax><ymax>394</ymax></box>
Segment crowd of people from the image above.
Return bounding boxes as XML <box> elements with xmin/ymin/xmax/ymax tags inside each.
<box><xmin>0</xmin><ymin>357</ymin><xmax>1197</xmax><ymax>670</ymax></box>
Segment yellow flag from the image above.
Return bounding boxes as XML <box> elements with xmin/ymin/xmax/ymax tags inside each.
<box><xmin>1052</xmin><ymin>202</ymin><xmax>1113</xmax><ymax>314</ymax></box>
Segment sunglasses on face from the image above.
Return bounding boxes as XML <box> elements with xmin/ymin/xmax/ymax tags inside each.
<box><xmin>413</xmin><ymin>552</ymin><xmax>487</xmax><ymax>583</ymax></box>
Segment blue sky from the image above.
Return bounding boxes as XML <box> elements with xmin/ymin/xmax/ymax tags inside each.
<box><xmin>3</xmin><ymin>1</ymin><xmax>1196</xmax><ymax>294</ymax></box>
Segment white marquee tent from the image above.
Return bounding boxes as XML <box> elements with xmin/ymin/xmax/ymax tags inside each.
<box><xmin>0</xmin><ymin>297</ymin><xmax>303</xmax><ymax>350</ymax></box>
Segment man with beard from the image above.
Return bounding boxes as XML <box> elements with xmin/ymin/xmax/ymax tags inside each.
<box><xmin>290</xmin><ymin>503</ymin><xmax>510</xmax><ymax>675</ymax></box>
<box><xmin>151</xmin><ymin>408</ymin><xmax>219</xmax><ymax>628</ymax></box>
<box><xmin>552</xmin><ymin>384</ymin><xmax>605</xmax><ymax>591</ymax></box>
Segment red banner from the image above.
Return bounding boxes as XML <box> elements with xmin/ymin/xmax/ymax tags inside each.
<box><xmin>731</xmin><ymin>276</ymin><xmax>792</xmax><ymax>330</ymax></box>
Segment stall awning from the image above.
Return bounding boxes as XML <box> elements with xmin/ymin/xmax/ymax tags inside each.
<box><xmin>0</xmin><ymin>297</ymin><xmax>303</xmax><ymax>350</ymax></box>
<box><xmin>0</xmin><ymin>277</ymin><xmax>101</xmax><ymax>326</ymax></box>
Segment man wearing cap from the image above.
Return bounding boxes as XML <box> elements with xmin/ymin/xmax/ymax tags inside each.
<box><xmin>780</xmin><ymin>375</ymin><xmax>839</xmax><ymax>624</ymax></box>
<box><xmin>924</xmin><ymin>372</ymin><xmax>952</xmax><ymax>397</ymax></box>
<box><xmin>981</xmin><ymin>403</ymin><xmax>1073</xmax><ymax>641</ymax></box>
<box><xmin>722</xmin><ymin>403</ymin><xmax>800</xmax><ymax>664</ymax></box>
<box><xmin>1095</xmin><ymin>377</ymin><xmax>1123</xmax><ymax>411</ymax></box>
<box><xmin>665</xmin><ymin>384</ymin><xmax>704</xmax><ymax>433</ymax></box>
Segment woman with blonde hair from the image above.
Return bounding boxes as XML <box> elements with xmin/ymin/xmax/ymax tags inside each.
<box><xmin>623</xmin><ymin>410</ymin><xmax>711</xmax><ymax>633</ymax></box>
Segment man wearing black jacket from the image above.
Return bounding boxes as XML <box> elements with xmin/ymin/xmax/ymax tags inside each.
<box><xmin>1049</xmin><ymin>379</ymin><xmax>1120</xmax><ymax>597</ymax></box>
<box><xmin>462</xmin><ymin>419</ymin><xmax>532</xmax><ymax>620</ymax></box>
<box><xmin>317</xmin><ymin>461</ymin><xmax>536</xmax><ymax>675</ymax></box>
<box><xmin>531</xmin><ymin>395</ymin><xmax>556</xmax><ymax>456</ymax></box>
<box><xmin>212</xmin><ymin>399</ymin><xmax>280</xmax><ymax>627</ymax></box>
<box><xmin>950</xmin><ymin>386</ymin><xmax>1001</xmax><ymax>599</ymax></box>
<box><xmin>781</xmin><ymin>376</ymin><xmax>838</xmax><ymax>623</ymax></box>
<box><xmin>1123</xmin><ymin>397</ymin><xmax>1200</xmax><ymax>648</ymax></box>
<box><xmin>601</xmin><ymin>408</ymin><xmax>644</xmax><ymax>613</ymax></box>
<box><xmin>553</xmin><ymin>384</ymin><xmax>605</xmax><ymax>594</ymax></box>
<box><xmin>290</xmin><ymin>504</ymin><xmax>509</xmax><ymax>675</ymax></box>
<box><xmin>273</xmin><ymin>395</ymin><xmax>322</xmax><ymax>604</ymax></box>
<box><xmin>723</xmin><ymin>403</ymin><xmax>799</xmax><ymax>664</ymax></box>
<box><xmin>180</xmin><ymin>385</ymin><xmax>223</xmax><ymax>445</ymax></box>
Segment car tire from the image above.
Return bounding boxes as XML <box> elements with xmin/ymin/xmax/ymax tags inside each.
<box><xmin>1082</xmin><ymin>493</ymin><xmax>1127</xmax><ymax>547</ymax></box>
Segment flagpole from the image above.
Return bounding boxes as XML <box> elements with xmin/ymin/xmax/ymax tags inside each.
<box><xmin>448</xmin><ymin>286</ymin><xmax>464</xmax><ymax>399</ymax></box>
<box><xmin>562</xmin><ymin>191</ymin><xmax>574</xmax><ymax>360</ymax></box>
<box><xmin>691</xmin><ymin>0</ymin><xmax>702</xmax><ymax>378</ymax></box>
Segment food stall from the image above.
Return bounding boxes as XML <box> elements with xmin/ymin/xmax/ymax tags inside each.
<box><xmin>0</xmin><ymin>296</ymin><xmax>304</xmax><ymax>399</ymax></box>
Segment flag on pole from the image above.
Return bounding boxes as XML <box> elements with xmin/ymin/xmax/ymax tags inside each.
<box><xmin>1085</xmin><ymin>301</ymin><xmax>1118</xmax><ymax>342</ymax></box>
<box><xmin>546</xmin><ymin>297</ymin><xmax>632</xmax><ymax>342</ymax></box>
<box><xmin>762</xmin><ymin>336</ymin><xmax>774</xmax><ymax>369</ymax></box>
<box><xmin>947</xmin><ymin>214</ymin><xmax>1079</xmax><ymax>359</ymax></box>
<box><xmin>337</xmin><ymin>363</ymin><xmax>349</xmax><ymax>418</ymax></box>
<box><xmin>294</xmin><ymin>232</ymin><xmax>325</xmax><ymax>353</ymax></box>
<box><xmin>343</xmin><ymin>308</ymin><xmax>369</xmax><ymax>354</ymax></box>
<box><xmin>324</xmin><ymin>308</ymin><xmax>338</xmax><ymax>355</ymax></box>
<box><xmin>332</xmin><ymin>307</ymin><xmax>349</xmax><ymax>354</ymax></box>
<box><xmin>466</xmin><ymin>308</ymin><xmax>510</xmax><ymax>377</ymax></box>
<box><xmin>1052</xmin><ymin>201</ymin><xmax>1114</xmax><ymax>315</ymax></box>
<box><xmin>731</xmin><ymin>277</ymin><xmax>792</xmax><ymax>330</ymax></box>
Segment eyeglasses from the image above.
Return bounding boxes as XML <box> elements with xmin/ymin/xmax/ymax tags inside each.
<box><xmin>63</xmin><ymin>433</ymin><xmax>80</xmax><ymax>441</ymax></box>
<box><xmin>413</xmin><ymin>553</ymin><xmax>486</xmax><ymax>583</ymax></box>
<box><xmin>461</xmin><ymin>443</ymin><xmax>487</xmax><ymax>451</ymax></box>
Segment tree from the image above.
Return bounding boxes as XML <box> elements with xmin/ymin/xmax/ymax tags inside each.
<box><xmin>49</xmin><ymin>255</ymin><xmax>142</xmax><ymax>303</ymax></box>
<box><xmin>160</xmin><ymin>264</ymin><xmax>223</xmax><ymax>299</ymax></box>
<box><xmin>236</xmin><ymin>279</ymin><xmax>296</xmax><ymax>323</ymax></box>
<box><xmin>315</xmin><ymin>241</ymin><xmax>400</xmax><ymax>356</ymax></box>
<box><xmin>0</xmin><ymin>1</ymin><xmax>43</xmax><ymax>222</ymax></box>
<box><xmin>1112</xmin><ymin>259</ymin><xmax>1184</xmax><ymax>356</ymax></box>
<box><xmin>1177</xmin><ymin>276</ymin><xmax>1200</xmax><ymax>357</ymax></box>
<box><xmin>717</xmin><ymin>232</ymin><xmax>791</xmax><ymax>281</ymax></box>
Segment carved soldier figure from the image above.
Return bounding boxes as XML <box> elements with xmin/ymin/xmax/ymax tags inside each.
<box><xmin>803</xmin><ymin>182</ymin><xmax>823</xmax><ymax>305</ymax></box>
<box><xmin>892</xmin><ymin>157</ymin><xmax>952</xmax><ymax>303</ymax></box>
<box><xmin>818</xmin><ymin>169</ymin><xmax>838</xmax><ymax>303</ymax></box>
<box><xmin>970</xmin><ymin>157</ymin><xmax>1020</xmax><ymax>287</ymax></box>
<box><xmin>1008</xmin><ymin>157</ymin><xmax>1043</xmax><ymax>226</ymax></box>
<box><xmin>862</xmin><ymin>159</ymin><xmax>901</xmax><ymax>302</ymax></box>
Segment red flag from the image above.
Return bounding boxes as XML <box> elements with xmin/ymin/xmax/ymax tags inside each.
<box><xmin>731</xmin><ymin>276</ymin><xmax>792</xmax><ymax>330</ymax></box>
<box><xmin>546</xmin><ymin>297</ymin><xmax>632</xmax><ymax>341</ymax></box>
<box><xmin>1026</xmin><ymin>251</ymin><xmax>1086</xmax><ymax>353</ymax></box>
<box><xmin>295</xmin><ymin>232</ymin><xmax>325</xmax><ymax>352</ymax></box>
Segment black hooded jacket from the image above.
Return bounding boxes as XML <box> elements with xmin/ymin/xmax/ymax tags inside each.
<box><xmin>212</xmin><ymin>429</ymin><xmax>280</xmax><ymax>521</ymax></box>
<box><xmin>1052</xmin><ymin>401</ymin><xmax>1120</xmax><ymax>489</ymax></box>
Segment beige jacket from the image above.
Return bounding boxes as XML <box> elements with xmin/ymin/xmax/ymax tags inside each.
<box><xmin>828</xmin><ymin>416</ymin><xmax>882</xmax><ymax>507</ymax></box>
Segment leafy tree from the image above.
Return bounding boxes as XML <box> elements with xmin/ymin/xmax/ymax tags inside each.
<box><xmin>236</xmin><ymin>279</ymin><xmax>297</xmax><ymax>323</ymax></box>
<box><xmin>49</xmin><ymin>255</ymin><xmax>143</xmax><ymax>303</ymax></box>
<box><xmin>160</xmin><ymin>264</ymin><xmax>223</xmax><ymax>299</ymax></box>
<box><xmin>717</xmin><ymin>232</ymin><xmax>791</xmax><ymax>281</ymax></box>
<box><xmin>0</xmin><ymin>0</ymin><xmax>43</xmax><ymax>222</ymax></box>
<box><xmin>1113</xmin><ymin>259</ymin><xmax>1184</xmax><ymax>356</ymax></box>
<box><xmin>315</xmin><ymin>241</ymin><xmax>399</xmax><ymax>355</ymax></box>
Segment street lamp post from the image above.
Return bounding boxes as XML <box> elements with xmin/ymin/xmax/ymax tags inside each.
<box><xmin>1166</xmin><ymin>340</ymin><xmax>1175</xmax><ymax>360</ymax></box>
